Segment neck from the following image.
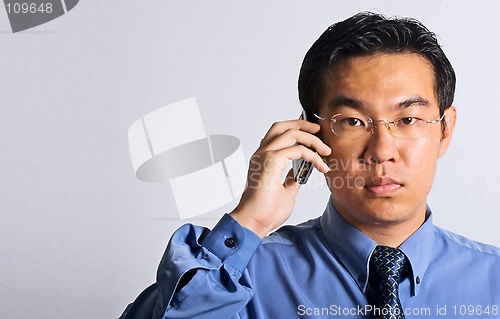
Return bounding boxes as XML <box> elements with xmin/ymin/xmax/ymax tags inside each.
<box><xmin>361</xmin><ymin>221</ymin><xmax>424</xmax><ymax>247</ymax></box>
<box><xmin>334</xmin><ymin>201</ymin><xmax>427</xmax><ymax>248</ymax></box>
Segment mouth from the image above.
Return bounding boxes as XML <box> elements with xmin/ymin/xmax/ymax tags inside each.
<box><xmin>363</xmin><ymin>176</ymin><xmax>402</xmax><ymax>197</ymax></box>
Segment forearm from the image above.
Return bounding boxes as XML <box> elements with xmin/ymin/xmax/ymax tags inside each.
<box><xmin>153</xmin><ymin>214</ymin><xmax>262</xmax><ymax>319</ymax></box>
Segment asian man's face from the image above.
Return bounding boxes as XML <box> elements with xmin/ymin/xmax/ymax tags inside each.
<box><xmin>317</xmin><ymin>53</ymin><xmax>456</xmax><ymax>233</ymax></box>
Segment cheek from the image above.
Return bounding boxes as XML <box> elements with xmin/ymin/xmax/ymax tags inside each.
<box><xmin>322</xmin><ymin>134</ymin><xmax>369</xmax><ymax>178</ymax></box>
<box><xmin>322</xmin><ymin>147</ymin><xmax>368</xmax><ymax>192</ymax></box>
<box><xmin>323</xmin><ymin>150</ymin><xmax>359</xmax><ymax>175</ymax></box>
<box><xmin>399</xmin><ymin>139</ymin><xmax>441</xmax><ymax>188</ymax></box>
<box><xmin>323</xmin><ymin>169</ymin><xmax>367</xmax><ymax>202</ymax></box>
<box><xmin>323</xmin><ymin>133</ymin><xmax>358</xmax><ymax>156</ymax></box>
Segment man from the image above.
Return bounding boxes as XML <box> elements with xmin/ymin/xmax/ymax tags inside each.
<box><xmin>151</xmin><ymin>12</ymin><xmax>500</xmax><ymax>319</ymax></box>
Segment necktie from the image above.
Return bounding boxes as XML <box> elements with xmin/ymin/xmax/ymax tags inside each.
<box><xmin>370</xmin><ymin>245</ymin><xmax>406</xmax><ymax>319</ymax></box>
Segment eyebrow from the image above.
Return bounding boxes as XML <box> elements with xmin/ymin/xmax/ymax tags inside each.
<box><xmin>327</xmin><ymin>95</ymin><xmax>431</xmax><ymax>110</ymax></box>
<box><xmin>328</xmin><ymin>95</ymin><xmax>364</xmax><ymax>109</ymax></box>
<box><xmin>398</xmin><ymin>97</ymin><xmax>430</xmax><ymax>109</ymax></box>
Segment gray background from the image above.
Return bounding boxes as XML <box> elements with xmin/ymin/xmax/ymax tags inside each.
<box><xmin>1</xmin><ymin>1</ymin><xmax>499</xmax><ymax>318</ymax></box>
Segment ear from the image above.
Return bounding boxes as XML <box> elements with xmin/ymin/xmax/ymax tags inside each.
<box><xmin>438</xmin><ymin>106</ymin><xmax>457</xmax><ymax>158</ymax></box>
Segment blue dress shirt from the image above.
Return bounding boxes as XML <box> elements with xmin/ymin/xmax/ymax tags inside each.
<box><xmin>153</xmin><ymin>200</ymin><xmax>500</xmax><ymax>318</ymax></box>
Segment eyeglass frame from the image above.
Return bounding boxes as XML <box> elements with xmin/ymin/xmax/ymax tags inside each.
<box><xmin>312</xmin><ymin>112</ymin><xmax>445</xmax><ymax>139</ymax></box>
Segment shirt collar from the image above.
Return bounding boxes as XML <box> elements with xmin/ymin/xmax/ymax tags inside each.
<box><xmin>398</xmin><ymin>205</ymin><xmax>434</xmax><ymax>296</ymax></box>
<box><xmin>320</xmin><ymin>198</ymin><xmax>434</xmax><ymax>296</ymax></box>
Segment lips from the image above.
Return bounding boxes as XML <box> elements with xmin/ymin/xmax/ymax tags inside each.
<box><xmin>364</xmin><ymin>176</ymin><xmax>402</xmax><ymax>196</ymax></box>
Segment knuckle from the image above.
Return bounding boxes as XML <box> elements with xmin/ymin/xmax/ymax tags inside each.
<box><xmin>269</xmin><ymin>121</ymin><xmax>282</xmax><ymax>131</ymax></box>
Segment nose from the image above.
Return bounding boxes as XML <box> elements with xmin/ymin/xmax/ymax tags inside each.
<box><xmin>362</xmin><ymin>121</ymin><xmax>399</xmax><ymax>164</ymax></box>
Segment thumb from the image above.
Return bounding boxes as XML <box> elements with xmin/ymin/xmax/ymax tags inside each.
<box><xmin>283</xmin><ymin>168</ymin><xmax>301</xmax><ymax>196</ymax></box>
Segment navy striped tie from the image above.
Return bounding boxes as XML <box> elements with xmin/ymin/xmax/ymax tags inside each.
<box><xmin>371</xmin><ymin>245</ymin><xmax>406</xmax><ymax>319</ymax></box>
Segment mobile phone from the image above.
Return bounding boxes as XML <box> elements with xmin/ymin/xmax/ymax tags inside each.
<box><xmin>292</xmin><ymin>110</ymin><xmax>314</xmax><ymax>184</ymax></box>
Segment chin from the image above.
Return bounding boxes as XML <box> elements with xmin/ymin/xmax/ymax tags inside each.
<box><xmin>334</xmin><ymin>195</ymin><xmax>410</xmax><ymax>223</ymax></box>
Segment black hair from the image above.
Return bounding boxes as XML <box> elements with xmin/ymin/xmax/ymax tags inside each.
<box><xmin>298</xmin><ymin>12</ymin><xmax>456</xmax><ymax>126</ymax></box>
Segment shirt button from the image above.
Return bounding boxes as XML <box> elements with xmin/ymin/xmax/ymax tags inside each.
<box><xmin>416</xmin><ymin>276</ymin><xmax>421</xmax><ymax>284</ymax></box>
<box><xmin>358</xmin><ymin>274</ymin><xmax>367</xmax><ymax>282</ymax></box>
<box><xmin>224</xmin><ymin>237</ymin><xmax>237</xmax><ymax>248</ymax></box>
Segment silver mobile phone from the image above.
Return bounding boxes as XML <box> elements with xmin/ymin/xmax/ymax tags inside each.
<box><xmin>292</xmin><ymin>110</ymin><xmax>314</xmax><ymax>184</ymax></box>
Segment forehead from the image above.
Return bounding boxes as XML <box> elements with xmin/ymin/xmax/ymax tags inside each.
<box><xmin>319</xmin><ymin>53</ymin><xmax>438</xmax><ymax>113</ymax></box>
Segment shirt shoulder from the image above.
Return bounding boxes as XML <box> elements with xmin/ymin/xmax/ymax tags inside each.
<box><xmin>260</xmin><ymin>217</ymin><xmax>322</xmax><ymax>247</ymax></box>
<box><xmin>434</xmin><ymin>225</ymin><xmax>500</xmax><ymax>257</ymax></box>
<box><xmin>426</xmin><ymin>226</ymin><xmax>500</xmax><ymax>302</ymax></box>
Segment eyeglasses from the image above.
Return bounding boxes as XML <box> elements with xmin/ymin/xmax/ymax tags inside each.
<box><xmin>313</xmin><ymin>112</ymin><xmax>445</xmax><ymax>140</ymax></box>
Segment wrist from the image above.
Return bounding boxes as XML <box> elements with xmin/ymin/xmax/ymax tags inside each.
<box><xmin>229</xmin><ymin>209</ymin><xmax>271</xmax><ymax>239</ymax></box>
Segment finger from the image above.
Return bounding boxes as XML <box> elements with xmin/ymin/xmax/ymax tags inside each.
<box><xmin>265</xmin><ymin>128</ymin><xmax>331</xmax><ymax>157</ymax></box>
<box><xmin>260</xmin><ymin>120</ymin><xmax>321</xmax><ymax>148</ymax></box>
<box><xmin>283</xmin><ymin>168</ymin><xmax>301</xmax><ymax>193</ymax></box>
<box><xmin>273</xmin><ymin>145</ymin><xmax>331</xmax><ymax>173</ymax></box>
<box><xmin>290</xmin><ymin>145</ymin><xmax>331</xmax><ymax>174</ymax></box>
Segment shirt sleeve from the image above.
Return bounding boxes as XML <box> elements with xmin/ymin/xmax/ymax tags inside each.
<box><xmin>152</xmin><ymin>213</ymin><xmax>262</xmax><ymax>319</ymax></box>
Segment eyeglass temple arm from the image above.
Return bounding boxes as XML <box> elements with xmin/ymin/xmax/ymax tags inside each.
<box><xmin>312</xmin><ymin>113</ymin><xmax>327</xmax><ymax>121</ymax></box>
<box><xmin>426</xmin><ymin>113</ymin><xmax>445</xmax><ymax>124</ymax></box>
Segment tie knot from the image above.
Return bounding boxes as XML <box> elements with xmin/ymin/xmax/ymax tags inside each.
<box><xmin>371</xmin><ymin>246</ymin><xmax>406</xmax><ymax>280</ymax></box>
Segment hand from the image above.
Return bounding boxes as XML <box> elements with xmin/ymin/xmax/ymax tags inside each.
<box><xmin>230</xmin><ymin>119</ymin><xmax>331</xmax><ymax>238</ymax></box>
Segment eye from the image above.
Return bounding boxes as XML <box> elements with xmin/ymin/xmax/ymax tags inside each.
<box><xmin>398</xmin><ymin>117</ymin><xmax>419</xmax><ymax>125</ymax></box>
<box><xmin>343</xmin><ymin>117</ymin><xmax>365</xmax><ymax>127</ymax></box>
